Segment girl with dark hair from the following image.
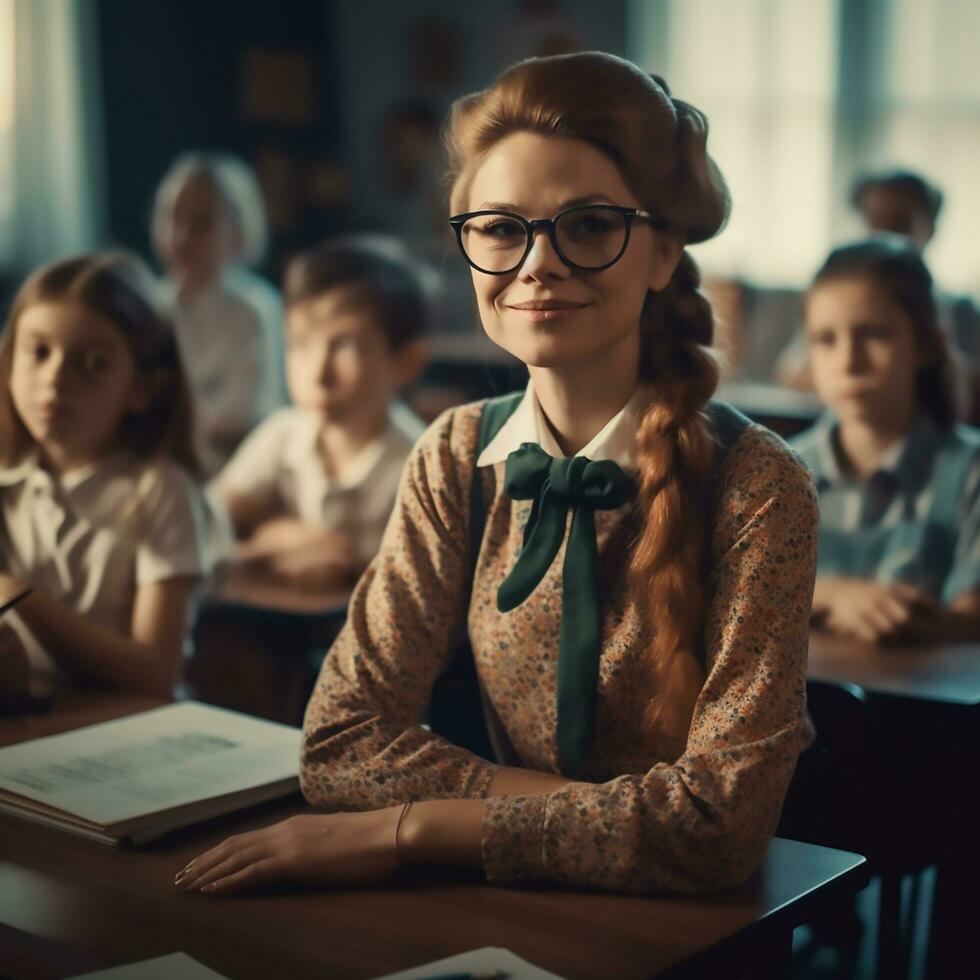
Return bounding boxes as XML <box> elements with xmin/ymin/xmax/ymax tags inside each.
<box><xmin>793</xmin><ymin>236</ymin><xmax>980</xmax><ymax>644</ymax></box>
<box><xmin>0</xmin><ymin>252</ymin><xmax>209</xmax><ymax>702</ymax></box>
<box><xmin>177</xmin><ymin>51</ymin><xmax>817</xmax><ymax>897</ymax></box>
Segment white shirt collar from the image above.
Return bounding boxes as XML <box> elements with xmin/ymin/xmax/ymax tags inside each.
<box><xmin>285</xmin><ymin>403</ymin><xmax>423</xmax><ymax>492</ymax></box>
<box><xmin>476</xmin><ymin>380</ymin><xmax>650</xmax><ymax>471</ymax></box>
<box><xmin>0</xmin><ymin>450</ymin><xmax>128</xmax><ymax>493</ymax></box>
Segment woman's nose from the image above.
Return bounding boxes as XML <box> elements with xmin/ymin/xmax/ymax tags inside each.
<box><xmin>518</xmin><ymin>228</ymin><xmax>571</xmax><ymax>282</ymax></box>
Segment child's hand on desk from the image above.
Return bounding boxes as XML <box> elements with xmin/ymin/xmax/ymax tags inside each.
<box><xmin>175</xmin><ymin>809</ymin><xmax>402</xmax><ymax>895</ymax></box>
<box><xmin>240</xmin><ymin>521</ymin><xmax>360</xmax><ymax>591</ymax></box>
<box><xmin>263</xmin><ymin>542</ymin><xmax>360</xmax><ymax>591</ymax></box>
<box><xmin>821</xmin><ymin>579</ymin><xmax>938</xmax><ymax>644</ymax></box>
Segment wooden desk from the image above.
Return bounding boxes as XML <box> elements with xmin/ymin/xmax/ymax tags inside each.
<box><xmin>205</xmin><ymin>563</ymin><xmax>350</xmax><ymax>619</ymax></box>
<box><xmin>189</xmin><ymin>567</ymin><xmax>350</xmax><ymax>725</ymax></box>
<box><xmin>808</xmin><ymin>632</ymin><xmax>980</xmax><ymax>707</ymax></box>
<box><xmin>716</xmin><ymin>381</ymin><xmax>821</xmax><ymax>439</ymax></box>
<box><xmin>0</xmin><ymin>695</ymin><xmax>868</xmax><ymax>980</ymax></box>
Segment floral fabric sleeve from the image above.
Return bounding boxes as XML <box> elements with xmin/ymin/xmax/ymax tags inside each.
<box><xmin>481</xmin><ymin>427</ymin><xmax>818</xmax><ymax>894</ymax></box>
<box><xmin>300</xmin><ymin>404</ymin><xmax>499</xmax><ymax>810</ymax></box>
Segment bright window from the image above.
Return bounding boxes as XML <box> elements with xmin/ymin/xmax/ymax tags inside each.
<box><xmin>629</xmin><ymin>0</ymin><xmax>980</xmax><ymax>294</ymax></box>
<box><xmin>874</xmin><ymin>0</ymin><xmax>980</xmax><ymax>291</ymax></box>
<box><xmin>0</xmin><ymin>0</ymin><xmax>16</xmax><ymax>266</ymax></box>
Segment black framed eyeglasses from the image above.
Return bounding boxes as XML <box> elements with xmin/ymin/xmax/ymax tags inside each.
<box><xmin>448</xmin><ymin>204</ymin><xmax>662</xmax><ymax>275</ymax></box>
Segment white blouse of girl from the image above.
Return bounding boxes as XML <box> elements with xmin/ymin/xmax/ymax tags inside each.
<box><xmin>177</xmin><ymin>52</ymin><xmax>818</xmax><ymax>898</ymax></box>
<box><xmin>0</xmin><ymin>253</ymin><xmax>209</xmax><ymax>705</ymax></box>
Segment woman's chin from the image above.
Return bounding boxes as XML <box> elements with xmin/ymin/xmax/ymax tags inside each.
<box><xmin>486</xmin><ymin>332</ymin><xmax>589</xmax><ymax>371</ymax></box>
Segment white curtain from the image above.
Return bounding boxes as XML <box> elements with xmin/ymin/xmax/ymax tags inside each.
<box><xmin>628</xmin><ymin>0</ymin><xmax>839</xmax><ymax>287</ymax></box>
<box><xmin>629</xmin><ymin>0</ymin><xmax>980</xmax><ymax>297</ymax></box>
<box><xmin>0</xmin><ymin>0</ymin><xmax>105</xmax><ymax>272</ymax></box>
<box><xmin>870</xmin><ymin>0</ymin><xmax>980</xmax><ymax>293</ymax></box>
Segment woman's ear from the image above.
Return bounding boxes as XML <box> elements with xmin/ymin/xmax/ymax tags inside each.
<box><xmin>647</xmin><ymin>227</ymin><xmax>686</xmax><ymax>292</ymax></box>
<box><xmin>393</xmin><ymin>339</ymin><xmax>430</xmax><ymax>389</ymax></box>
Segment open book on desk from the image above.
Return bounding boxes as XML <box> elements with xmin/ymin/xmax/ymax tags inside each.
<box><xmin>0</xmin><ymin>701</ymin><xmax>301</xmax><ymax>845</ymax></box>
<box><xmin>374</xmin><ymin>947</ymin><xmax>566</xmax><ymax>979</ymax></box>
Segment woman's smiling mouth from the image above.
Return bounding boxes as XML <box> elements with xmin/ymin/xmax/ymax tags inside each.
<box><xmin>506</xmin><ymin>299</ymin><xmax>590</xmax><ymax>321</ymax></box>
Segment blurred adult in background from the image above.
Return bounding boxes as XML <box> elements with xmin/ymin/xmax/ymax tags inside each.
<box><xmin>851</xmin><ymin>169</ymin><xmax>942</xmax><ymax>252</ymax></box>
<box><xmin>153</xmin><ymin>152</ymin><xmax>288</xmax><ymax>477</ymax></box>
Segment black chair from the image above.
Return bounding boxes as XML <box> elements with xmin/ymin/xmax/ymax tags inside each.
<box><xmin>781</xmin><ymin>679</ymin><xmax>933</xmax><ymax>980</ymax></box>
<box><xmin>780</xmin><ymin>679</ymin><xmax>873</xmax><ymax>851</ymax></box>
<box><xmin>188</xmin><ymin>596</ymin><xmax>346</xmax><ymax>726</ymax></box>
<box><xmin>779</xmin><ymin>680</ymin><xmax>872</xmax><ymax>979</ymax></box>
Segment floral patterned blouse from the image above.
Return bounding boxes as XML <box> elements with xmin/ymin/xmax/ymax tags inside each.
<box><xmin>301</xmin><ymin>398</ymin><xmax>818</xmax><ymax>894</ymax></box>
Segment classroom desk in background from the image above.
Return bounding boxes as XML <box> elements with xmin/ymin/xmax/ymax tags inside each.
<box><xmin>414</xmin><ymin>337</ymin><xmax>823</xmax><ymax>439</ymax></box>
<box><xmin>804</xmin><ymin>632</ymin><xmax>979</xmax><ymax>980</ymax></box>
<box><xmin>0</xmin><ymin>693</ymin><xmax>869</xmax><ymax>980</ymax></box>
<box><xmin>807</xmin><ymin>631</ymin><xmax>980</xmax><ymax>708</ymax></box>
<box><xmin>187</xmin><ymin>564</ymin><xmax>350</xmax><ymax>725</ymax></box>
<box><xmin>204</xmin><ymin>561</ymin><xmax>351</xmax><ymax>619</ymax></box>
<box><xmin>715</xmin><ymin>380</ymin><xmax>822</xmax><ymax>439</ymax></box>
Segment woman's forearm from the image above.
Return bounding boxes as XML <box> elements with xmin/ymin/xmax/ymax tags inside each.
<box><xmin>488</xmin><ymin>765</ymin><xmax>579</xmax><ymax>796</ymax></box>
<box><xmin>397</xmin><ymin>766</ymin><xmax>581</xmax><ymax>869</ymax></box>
<box><xmin>398</xmin><ymin>798</ymin><xmax>485</xmax><ymax>867</ymax></box>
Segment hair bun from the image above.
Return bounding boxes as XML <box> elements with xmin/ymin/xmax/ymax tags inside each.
<box><xmin>668</xmin><ymin>101</ymin><xmax>731</xmax><ymax>244</ymax></box>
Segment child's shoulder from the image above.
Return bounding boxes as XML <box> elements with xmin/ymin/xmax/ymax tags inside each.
<box><xmin>387</xmin><ymin>401</ymin><xmax>429</xmax><ymax>450</ymax></box>
<box><xmin>127</xmin><ymin>456</ymin><xmax>204</xmax><ymax>512</ymax></box>
<box><xmin>0</xmin><ymin>453</ymin><xmax>39</xmax><ymax>490</ymax></box>
<box><xmin>223</xmin><ymin>267</ymin><xmax>282</xmax><ymax>319</ymax></box>
<box><xmin>248</xmin><ymin>405</ymin><xmax>311</xmax><ymax>439</ymax></box>
<box><xmin>948</xmin><ymin>422</ymin><xmax>980</xmax><ymax>454</ymax></box>
<box><xmin>402</xmin><ymin>399</ymin><xmax>498</xmax><ymax>496</ymax></box>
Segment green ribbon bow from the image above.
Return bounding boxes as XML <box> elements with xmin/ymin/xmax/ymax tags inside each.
<box><xmin>498</xmin><ymin>443</ymin><xmax>634</xmax><ymax>776</ymax></box>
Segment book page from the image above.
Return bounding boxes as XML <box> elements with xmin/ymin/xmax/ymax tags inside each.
<box><xmin>0</xmin><ymin>702</ymin><xmax>301</xmax><ymax>826</ymax></box>
<box><xmin>373</xmin><ymin>946</ymin><xmax>566</xmax><ymax>980</ymax></box>
<box><xmin>70</xmin><ymin>952</ymin><xmax>229</xmax><ymax>979</ymax></box>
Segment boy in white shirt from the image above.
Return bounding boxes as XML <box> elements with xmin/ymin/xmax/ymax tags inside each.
<box><xmin>211</xmin><ymin>237</ymin><xmax>429</xmax><ymax>591</ymax></box>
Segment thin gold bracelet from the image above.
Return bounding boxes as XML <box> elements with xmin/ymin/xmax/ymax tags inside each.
<box><xmin>394</xmin><ymin>801</ymin><xmax>413</xmax><ymax>865</ymax></box>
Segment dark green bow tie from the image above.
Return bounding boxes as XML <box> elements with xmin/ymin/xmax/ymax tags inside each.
<box><xmin>498</xmin><ymin>442</ymin><xmax>634</xmax><ymax>776</ymax></box>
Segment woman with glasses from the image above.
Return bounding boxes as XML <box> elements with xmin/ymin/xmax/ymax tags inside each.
<box><xmin>177</xmin><ymin>51</ymin><xmax>817</xmax><ymax>897</ymax></box>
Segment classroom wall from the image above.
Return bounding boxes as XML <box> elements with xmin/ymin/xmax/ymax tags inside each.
<box><xmin>330</xmin><ymin>0</ymin><xmax>628</xmax><ymax>232</ymax></box>
<box><xmin>96</xmin><ymin>0</ymin><xmax>344</xmax><ymax>278</ymax></box>
<box><xmin>94</xmin><ymin>0</ymin><xmax>628</xmax><ymax>282</ymax></box>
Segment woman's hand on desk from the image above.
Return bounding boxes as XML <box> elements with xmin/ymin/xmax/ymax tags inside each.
<box><xmin>175</xmin><ymin>808</ymin><xmax>403</xmax><ymax>895</ymax></box>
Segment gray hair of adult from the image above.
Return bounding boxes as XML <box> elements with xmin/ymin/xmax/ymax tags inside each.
<box><xmin>154</xmin><ymin>151</ymin><xmax>270</xmax><ymax>266</ymax></box>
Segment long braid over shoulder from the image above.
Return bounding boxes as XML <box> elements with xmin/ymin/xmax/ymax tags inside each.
<box><xmin>445</xmin><ymin>53</ymin><xmax>731</xmax><ymax>750</ymax></box>
<box><xmin>633</xmin><ymin>252</ymin><xmax>721</xmax><ymax>748</ymax></box>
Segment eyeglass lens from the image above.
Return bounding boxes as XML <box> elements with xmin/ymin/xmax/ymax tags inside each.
<box><xmin>459</xmin><ymin>207</ymin><xmax>630</xmax><ymax>273</ymax></box>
